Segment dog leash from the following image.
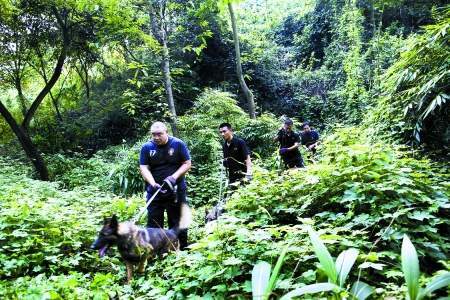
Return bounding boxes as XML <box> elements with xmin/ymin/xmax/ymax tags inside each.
<box><xmin>132</xmin><ymin>183</ymin><xmax>166</xmax><ymax>224</ymax></box>
<box><xmin>218</xmin><ymin>160</ymin><xmax>226</xmax><ymax>204</ymax></box>
<box><xmin>217</xmin><ymin>162</ymin><xmax>229</xmax><ymax>218</ymax></box>
<box><xmin>224</xmin><ymin>156</ymin><xmax>246</xmax><ymax>166</ymax></box>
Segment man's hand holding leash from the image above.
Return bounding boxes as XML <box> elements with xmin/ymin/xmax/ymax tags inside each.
<box><xmin>163</xmin><ymin>175</ymin><xmax>177</xmax><ymax>191</ymax></box>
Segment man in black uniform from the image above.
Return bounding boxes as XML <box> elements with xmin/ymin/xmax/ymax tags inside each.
<box><xmin>139</xmin><ymin>121</ymin><xmax>191</xmax><ymax>249</ymax></box>
<box><xmin>275</xmin><ymin>118</ymin><xmax>304</xmax><ymax>168</ymax></box>
<box><xmin>300</xmin><ymin>122</ymin><xmax>320</xmax><ymax>155</ymax></box>
<box><xmin>219</xmin><ymin>123</ymin><xmax>252</xmax><ymax>184</ymax></box>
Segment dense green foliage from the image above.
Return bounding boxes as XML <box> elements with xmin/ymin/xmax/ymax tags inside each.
<box><xmin>0</xmin><ymin>157</ymin><xmax>138</xmax><ymax>297</ymax></box>
<box><xmin>1</xmin><ymin>121</ymin><xmax>449</xmax><ymax>298</ymax></box>
<box><xmin>1</xmin><ymin>125</ymin><xmax>449</xmax><ymax>298</ymax></box>
<box><xmin>1</xmin><ymin>0</ymin><xmax>448</xmax><ymax>156</ymax></box>
<box><xmin>1</xmin><ymin>0</ymin><xmax>449</xmax><ymax>298</ymax></box>
<box><xmin>228</xmin><ymin>127</ymin><xmax>450</xmax><ymax>260</ymax></box>
<box><xmin>369</xmin><ymin>7</ymin><xmax>450</xmax><ymax>149</ymax></box>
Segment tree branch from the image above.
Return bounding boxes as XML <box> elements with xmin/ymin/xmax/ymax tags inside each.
<box><xmin>22</xmin><ymin>7</ymin><xmax>69</xmax><ymax>129</ymax></box>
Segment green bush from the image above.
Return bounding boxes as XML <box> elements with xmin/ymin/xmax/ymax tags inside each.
<box><xmin>186</xmin><ymin>163</ymin><xmax>223</xmax><ymax>207</ymax></box>
<box><xmin>227</xmin><ymin>127</ymin><xmax>449</xmax><ymax>262</ymax></box>
<box><xmin>238</xmin><ymin>113</ymin><xmax>279</xmax><ymax>159</ymax></box>
<box><xmin>178</xmin><ymin>89</ymin><xmax>246</xmax><ymax>165</ymax></box>
<box><xmin>107</xmin><ymin>143</ymin><xmax>146</xmax><ymax>196</ymax></box>
<box><xmin>0</xmin><ymin>125</ymin><xmax>448</xmax><ymax>298</ymax></box>
<box><xmin>177</xmin><ymin>89</ymin><xmax>281</xmax><ymax>206</ymax></box>
<box><xmin>46</xmin><ymin>153</ymin><xmax>114</xmax><ymax>191</ymax></box>
<box><xmin>0</xmin><ymin>272</ymin><xmax>123</xmax><ymax>300</ymax></box>
<box><xmin>0</xmin><ymin>158</ymin><xmax>141</xmax><ymax>279</ymax></box>
<box><xmin>133</xmin><ymin>216</ymin><xmax>309</xmax><ymax>299</ymax></box>
<box><xmin>368</xmin><ymin>8</ymin><xmax>450</xmax><ymax>148</ymax></box>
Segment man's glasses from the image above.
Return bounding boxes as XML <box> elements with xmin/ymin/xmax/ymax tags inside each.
<box><xmin>219</xmin><ymin>130</ymin><xmax>228</xmax><ymax>133</ymax></box>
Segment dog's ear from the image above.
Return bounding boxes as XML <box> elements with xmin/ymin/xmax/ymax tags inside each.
<box><xmin>110</xmin><ymin>215</ymin><xmax>119</xmax><ymax>228</ymax></box>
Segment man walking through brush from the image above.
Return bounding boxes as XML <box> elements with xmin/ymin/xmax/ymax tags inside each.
<box><xmin>139</xmin><ymin>121</ymin><xmax>191</xmax><ymax>250</ymax></box>
<box><xmin>300</xmin><ymin>122</ymin><xmax>320</xmax><ymax>155</ymax></box>
<box><xmin>275</xmin><ymin>118</ymin><xmax>304</xmax><ymax>169</ymax></box>
<box><xmin>219</xmin><ymin>122</ymin><xmax>252</xmax><ymax>185</ymax></box>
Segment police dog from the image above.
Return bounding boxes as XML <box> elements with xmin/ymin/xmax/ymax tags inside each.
<box><xmin>91</xmin><ymin>203</ymin><xmax>191</xmax><ymax>283</ymax></box>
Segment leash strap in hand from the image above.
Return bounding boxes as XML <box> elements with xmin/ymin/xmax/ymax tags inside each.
<box><xmin>132</xmin><ymin>183</ymin><xmax>165</xmax><ymax>223</ymax></box>
<box><xmin>224</xmin><ymin>156</ymin><xmax>246</xmax><ymax>166</ymax></box>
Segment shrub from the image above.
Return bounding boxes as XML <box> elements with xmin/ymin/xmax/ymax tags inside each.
<box><xmin>227</xmin><ymin>127</ymin><xmax>449</xmax><ymax>263</ymax></box>
<box><xmin>0</xmin><ymin>158</ymin><xmax>141</xmax><ymax>278</ymax></box>
<box><xmin>177</xmin><ymin>89</ymin><xmax>281</xmax><ymax>206</ymax></box>
<box><xmin>368</xmin><ymin>8</ymin><xmax>450</xmax><ymax>148</ymax></box>
<box><xmin>238</xmin><ymin>113</ymin><xmax>279</xmax><ymax>159</ymax></box>
<box><xmin>178</xmin><ymin>89</ymin><xmax>246</xmax><ymax>165</ymax></box>
<box><xmin>107</xmin><ymin>143</ymin><xmax>146</xmax><ymax>196</ymax></box>
<box><xmin>46</xmin><ymin>153</ymin><xmax>113</xmax><ymax>191</ymax></box>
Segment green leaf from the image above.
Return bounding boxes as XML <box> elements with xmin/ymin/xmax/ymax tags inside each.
<box><xmin>418</xmin><ymin>272</ymin><xmax>450</xmax><ymax>300</ymax></box>
<box><xmin>409</xmin><ymin>211</ymin><xmax>434</xmax><ymax>221</ymax></box>
<box><xmin>280</xmin><ymin>283</ymin><xmax>340</xmax><ymax>300</ymax></box>
<box><xmin>350</xmin><ymin>281</ymin><xmax>374</xmax><ymax>300</ymax></box>
<box><xmin>265</xmin><ymin>244</ymin><xmax>290</xmax><ymax>299</ymax></box>
<box><xmin>358</xmin><ymin>262</ymin><xmax>386</xmax><ymax>271</ymax></box>
<box><xmin>335</xmin><ymin>248</ymin><xmax>359</xmax><ymax>287</ymax></box>
<box><xmin>223</xmin><ymin>256</ymin><xmax>243</xmax><ymax>266</ymax></box>
<box><xmin>402</xmin><ymin>235</ymin><xmax>420</xmax><ymax>300</ymax></box>
<box><xmin>252</xmin><ymin>261</ymin><xmax>271</xmax><ymax>300</ymax></box>
<box><xmin>307</xmin><ymin>226</ymin><xmax>338</xmax><ymax>284</ymax></box>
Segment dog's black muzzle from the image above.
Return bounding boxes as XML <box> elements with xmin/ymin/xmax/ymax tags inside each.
<box><xmin>90</xmin><ymin>239</ymin><xmax>101</xmax><ymax>250</ymax></box>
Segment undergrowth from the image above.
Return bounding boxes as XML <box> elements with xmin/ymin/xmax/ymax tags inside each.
<box><xmin>0</xmin><ymin>126</ymin><xmax>448</xmax><ymax>299</ymax></box>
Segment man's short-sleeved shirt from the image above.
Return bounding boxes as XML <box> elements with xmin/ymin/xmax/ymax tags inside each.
<box><xmin>277</xmin><ymin>129</ymin><xmax>301</xmax><ymax>159</ymax></box>
<box><xmin>139</xmin><ymin>136</ymin><xmax>190</xmax><ymax>187</ymax></box>
<box><xmin>222</xmin><ymin>136</ymin><xmax>250</xmax><ymax>177</ymax></box>
<box><xmin>277</xmin><ymin>129</ymin><xmax>301</xmax><ymax>148</ymax></box>
<box><xmin>301</xmin><ymin>130</ymin><xmax>319</xmax><ymax>147</ymax></box>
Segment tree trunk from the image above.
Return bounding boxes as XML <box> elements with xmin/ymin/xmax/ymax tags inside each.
<box><xmin>228</xmin><ymin>2</ymin><xmax>256</xmax><ymax>119</ymax></box>
<box><xmin>15</xmin><ymin>77</ymin><xmax>28</xmax><ymax>118</ymax></box>
<box><xmin>39</xmin><ymin>68</ymin><xmax>64</xmax><ymax>122</ymax></box>
<box><xmin>37</xmin><ymin>54</ymin><xmax>64</xmax><ymax>122</ymax></box>
<box><xmin>0</xmin><ymin>101</ymin><xmax>49</xmax><ymax>180</ymax></box>
<box><xmin>22</xmin><ymin>47</ymin><xmax>66</xmax><ymax>130</ymax></box>
<box><xmin>148</xmin><ymin>1</ymin><xmax>178</xmax><ymax>135</ymax></box>
<box><xmin>75</xmin><ymin>63</ymin><xmax>90</xmax><ymax>100</ymax></box>
<box><xmin>161</xmin><ymin>39</ymin><xmax>178</xmax><ymax>136</ymax></box>
<box><xmin>49</xmin><ymin>91</ymin><xmax>63</xmax><ymax>122</ymax></box>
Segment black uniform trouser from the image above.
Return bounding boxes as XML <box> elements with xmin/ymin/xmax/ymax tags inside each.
<box><xmin>282</xmin><ymin>154</ymin><xmax>305</xmax><ymax>168</ymax></box>
<box><xmin>228</xmin><ymin>169</ymin><xmax>246</xmax><ymax>191</ymax></box>
<box><xmin>146</xmin><ymin>188</ymin><xmax>188</xmax><ymax>250</ymax></box>
<box><xmin>229</xmin><ymin>173</ymin><xmax>244</xmax><ymax>184</ymax></box>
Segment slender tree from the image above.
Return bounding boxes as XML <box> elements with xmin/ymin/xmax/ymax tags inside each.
<box><xmin>0</xmin><ymin>3</ymin><xmax>72</xmax><ymax>180</ymax></box>
<box><xmin>146</xmin><ymin>0</ymin><xmax>212</xmax><ymax>135</ymax></box>
<box><xmin>148</xmin><ymin>0</ymin><xmax>179</xmax><ymax>135</ymax></box>
<box><xmin>226</xmin><ymin>1</ymin><xmax>256</xmax><ymax>119</ymax></box>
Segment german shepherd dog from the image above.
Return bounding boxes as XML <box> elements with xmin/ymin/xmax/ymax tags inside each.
<box><xmin>91</xmin><ymin>203</ymin><xmax>191</xmax><ymax>283</ymax></box>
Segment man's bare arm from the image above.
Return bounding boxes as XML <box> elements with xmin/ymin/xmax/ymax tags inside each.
<box><xmin>171</xmin><ymin>160</ymin><xmax>192</xmax><ymax>180</ymax></box>
<box><xmin>140</xmin><ymin>165</ymin><xmax>156</xmax><ymax>187</ymax></box>
<box><xmin>245</xmin><ymin>155</ymin><xmax>252</xmax><ymax>175</ymax></box>
<box><xmin>287</xmin><ymin>142</ymin><xmax>299</xmax><ymax>151</ymax></box>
